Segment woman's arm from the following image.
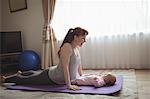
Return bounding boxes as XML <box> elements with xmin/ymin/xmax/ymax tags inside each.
<box><xmin>60</xmin><ymin>43</ymin><xmax>80</xmax><ymax>90</ymax></box>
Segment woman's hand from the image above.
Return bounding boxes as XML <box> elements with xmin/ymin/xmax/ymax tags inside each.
<box><xmin>68</xmin><ymin>85</ymin><xmax>81</xmax><ymax>91</ymax></box>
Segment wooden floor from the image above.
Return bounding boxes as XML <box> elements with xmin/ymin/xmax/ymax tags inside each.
<box><xmin>135</xmin><ymin>70</ymin><xmax>150</xmax><ymax>99</ymax></box>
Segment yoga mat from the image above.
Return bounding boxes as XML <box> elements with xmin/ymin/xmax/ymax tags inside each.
<box><xmin>6</xmin><ymin>76</ymin><xmax>123</xmax><ymax>95</ymax></box>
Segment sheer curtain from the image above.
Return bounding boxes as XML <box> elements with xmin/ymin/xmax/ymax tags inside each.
<box><xmin>52</xmin><ymin>0</ymin><xmax>150</xmax><ymax>69</ymax></box>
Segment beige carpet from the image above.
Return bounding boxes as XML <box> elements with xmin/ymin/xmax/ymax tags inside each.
<box><xmin>0</xmin><ymin>69</ymin><xmax>138</xmax><ymax>99</ymax></box>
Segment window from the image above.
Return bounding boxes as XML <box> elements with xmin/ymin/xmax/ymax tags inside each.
<box><xmin>52</xmin><ymin>0</ymin><xmax>150</xmax><ymax>40</ymax></box>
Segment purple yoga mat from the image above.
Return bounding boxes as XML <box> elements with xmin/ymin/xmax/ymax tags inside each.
<box><xmin>6</xmin><ymin>76</ymin><xmax>123</xmax><ymax>95</ymax></box>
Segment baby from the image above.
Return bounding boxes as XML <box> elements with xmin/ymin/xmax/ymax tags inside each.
<box><xmin>71</xmin><ymin>73</ymin><xmax>116</xmax><ymax>87</ymax></box>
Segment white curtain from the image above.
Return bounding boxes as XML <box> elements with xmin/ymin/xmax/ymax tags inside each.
<box><xmin>80</xmin><ymin>33</ymin><xmax>150</xmax><ymax>69</ymax></box>
<box><xmin>52</xmin><ymin>0</ymin><xmax>150</xmax><ymax>69</ymax></box>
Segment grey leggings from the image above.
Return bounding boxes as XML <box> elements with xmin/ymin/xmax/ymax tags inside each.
<box><xmin>5</xmin><ymin>69</ymin><xmax>56</xmax><ymax>85</ymax></box>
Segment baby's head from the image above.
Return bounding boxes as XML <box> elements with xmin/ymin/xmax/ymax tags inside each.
<box><xmin>103</xmin><ymin>74</ymin><xmax>116</xmax><ymax>86</ymax></box>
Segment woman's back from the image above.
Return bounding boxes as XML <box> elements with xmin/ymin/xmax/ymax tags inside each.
<box><xmin>48</xmin><ymin>44</ymin><xmax>81</xmax><ymax>84</ymax></box>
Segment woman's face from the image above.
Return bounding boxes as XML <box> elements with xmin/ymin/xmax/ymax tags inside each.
<box><xmin>74</xmin><ymin>35</ymin><xmax>87</xmax><ymax>47</ymax></box>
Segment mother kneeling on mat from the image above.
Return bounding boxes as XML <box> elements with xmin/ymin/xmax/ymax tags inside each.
<box><xmin>1</xmin><ymin>27</ymin><xmax>88</xmax><ymax>91</ymax></box>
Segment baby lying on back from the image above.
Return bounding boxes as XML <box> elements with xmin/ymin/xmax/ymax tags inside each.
<box><xmin>71</xmin><ymin>73</ymin><xmax>116</xmax><ymax>87</ymax></box>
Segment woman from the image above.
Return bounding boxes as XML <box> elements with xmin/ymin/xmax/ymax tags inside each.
<box><xmin>1</xmin><ymin>27</ymin><xmax>88</xmax><ymax>91</ymax></box>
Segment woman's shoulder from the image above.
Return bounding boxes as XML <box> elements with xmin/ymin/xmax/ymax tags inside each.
<box><xmin>62</xmin><ymin>43</ymin><xmax>72</xmax><ymax>48</ymax></box>
<box><xmin>61</xmin><ymin>43</ymin><xmax>72</xmax><ymax>50</ymax></box>
<box><xmin>60</xmin><ymin>43</ymin><xmax>73</xmax><ymax>53</ymax></box>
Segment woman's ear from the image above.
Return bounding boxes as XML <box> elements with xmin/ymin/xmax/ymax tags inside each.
<box><xmin>74</xmin><ymin>35</ymin><xmax>78</xmax><ymax>40</ymax></box>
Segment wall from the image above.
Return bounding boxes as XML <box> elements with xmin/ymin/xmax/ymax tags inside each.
<box><xmin>2</xmin><ymin>0</ymin><xmax>44</xmax><ymax>56</ymax></box>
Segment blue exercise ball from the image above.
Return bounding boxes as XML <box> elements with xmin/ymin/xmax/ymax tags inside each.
<box><xmin>19</xmin><ymin>50</ymin><xmax>40</xmax><ymax>71</ymax></box>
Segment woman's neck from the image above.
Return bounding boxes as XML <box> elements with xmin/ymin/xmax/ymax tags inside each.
<box><xmin>71</xmin><ymin>41</ymin><xmax>78</xmax><ymax>48</ymax></box>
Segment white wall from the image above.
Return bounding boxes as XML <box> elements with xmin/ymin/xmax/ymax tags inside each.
<box><xmin>2</xmin><ymin>0</ymin><xmax>44</xmax><ymax>56</ymax></box>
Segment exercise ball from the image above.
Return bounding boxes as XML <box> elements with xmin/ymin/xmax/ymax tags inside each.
<box><xmin>19</xmin><ymin>50</ymin><xmax>40</xmax><ymax>71</ymax></box>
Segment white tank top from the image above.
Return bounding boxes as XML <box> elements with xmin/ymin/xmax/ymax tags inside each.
<box><xmin>48</xmin><ymin>47</ymin><xmax>81</xmax><ymax>84</ymax></box>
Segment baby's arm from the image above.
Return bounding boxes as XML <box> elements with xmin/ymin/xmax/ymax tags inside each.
<box><xmin>71</xmin><ymin>78</ymin><xmax>87</xmax><ymax>85</ymax></box>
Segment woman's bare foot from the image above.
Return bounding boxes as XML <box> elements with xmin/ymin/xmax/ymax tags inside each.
<box><xmin>0</xmin><ymin>76</ymin><xmax>6</xmax><ymax>84</ymax></box>
<box><xmin>17</xmin><ymin>70</ymin><xmax>22</xmax><ymax>75</ymax></box>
